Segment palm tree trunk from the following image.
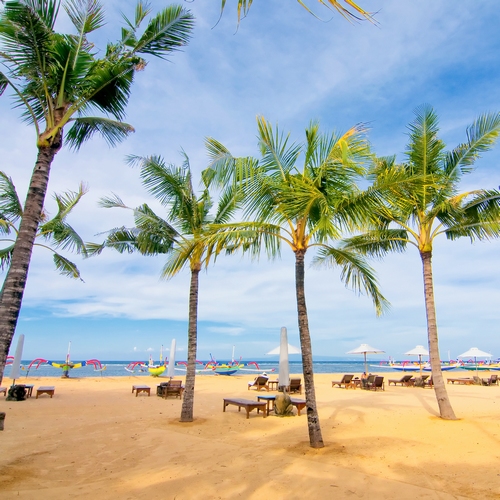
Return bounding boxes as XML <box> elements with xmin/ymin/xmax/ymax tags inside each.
<box><xmin>295</xmin><ymin>249</ymin><xmax>324</xmax><ymax>448</ymax></box>
<box><xmin>420</xmin><ymin>251</ymin><xmax>457</xmax><ymax>420</ymax></box>
<box><xmin>0</xmin><ymin>146</ymin><xmax>57</xmax><ymax>383</ymax></box>
<box><xmin>180</xmin><ymin>265</ymin><xmax>200</xmax><ymax>422</ymax></box>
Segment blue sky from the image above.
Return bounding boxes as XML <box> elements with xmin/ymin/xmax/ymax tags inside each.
<box><xmin>1</xmin><ymin>1</ymin><xmax>500</xmax><ymax>362</ymax></box>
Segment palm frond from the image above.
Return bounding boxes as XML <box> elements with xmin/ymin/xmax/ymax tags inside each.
<box><xmin>52</xmin><ymin>252</ymin><xmax>83</xmax><ymax>280</ymax></box>
<box><xmin>0</xmin><ymin>170</ymin><xmax>23</xmax><ymax>221</ymax></box>
<box><xmin>0</xmin><ymin>71</ymin><xmax>8</xmax><ymax>95</ymax></box>
<box><xmin>65</xmin><ymin>117</ymin><xmax>134</xmax><ymax>149</ymax></box>
<box><xmin>341</xmin><ymin>230</ymin><xmax>410</xmax><ymax>257</ymax></box>
<box><xmin>98</xmin><ymin>193</ymin><xmax>129</xmax><ymax>209</ymax></box>
<box><xmin>132</xmin><ymin>5</ymin><xmax>194</xmax><ymax>59</ymax></box>
<box><xmin>64</xmin><ymin>0</ymin><xmax>105</xmax><ymax>36</ymax></box>
<box><xmin>96</xmin><ymin>227</ymin><xmax>140</xmax><ymax>254</ymax></box>
<box><xmin>0</xmin><ymin>243</ymin><xmax>15</xmax><ymax>270</ymax></box>
<box><xmin>444</xmin><ymin>112</ymin><xmax>500</xmax><ymax>179</ymax></box>
<box><xmin>313</xmin><ymin>245</ymin><xmax>389</xmax><ymax>315</ymax></box>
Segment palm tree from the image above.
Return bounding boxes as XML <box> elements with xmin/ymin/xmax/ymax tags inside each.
<box><xmin>218</xmin><ymin>0</ymin><xmax>375</xmax><ymax>24</ymax></box>
<box><xmin>88</xmin><ymin>152</ymin><xmax>242</xmax><ymax>422</ymax></box>
<box><xmin>0</xmin><ymin>171</ymin><xmax>88</xmax><ymax>279</ymax></box>
<box><xmin>0</xmin><ymin>0</ymin><xmax>194</xmax><ymax>381</ymax></box>
<box><xmin>343</xmin><ymin>105</ymin><xmax>500</xmax><ymax>419</ymax></box>
<box><xmin>206</xmin><ymin>116</ymin><xmax>389</xmax><ymax>448</ymax></box>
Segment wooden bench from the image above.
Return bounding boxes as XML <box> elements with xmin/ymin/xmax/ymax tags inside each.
<box><xmin>132</xmin><ymin>385</ymin><xmax>151</xmax><ymax>397</ymax></box>
<box><xmin>36</xmin><ymin>386</ymin><xmax>55</xmax><ymax>398</ymax></box>
<box><xmin>223</xmin><ymin>398</ymin><xmax>267</xmax><ymax>419</ymax></box>
<box><xmin>447</xmin><ymin>378</ymin><xmax>473</xmax><ymax>385</ymax></box>
<box><xmin>290</xmin><ymin>398</ymin><xmax>306</xmax><ymax>416</ymax></box>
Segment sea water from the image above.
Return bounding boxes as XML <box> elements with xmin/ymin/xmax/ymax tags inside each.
<box><xmin>4</xmin><ymin>359</ymin><xmax>399</xmax><ymax>379</ymax></box>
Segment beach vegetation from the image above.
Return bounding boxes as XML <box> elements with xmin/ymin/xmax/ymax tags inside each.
<box><xmin>218</xmin><ymin>0</ymin><xmax>376</xmax><ymax>25</ymax></box>
<box><xmin>88</xmin><ymin>152</ymin><xmax>243</xmax><ymax>423</ymax></box>
<box><xmin>0</xmin><ymin>172</ymin><xmax>88</xmax><ymax>280</ymax></box>
<box><xmin>0</xmin><ymin>0</ymin><xmax>194</xmax><ymax>381</ymax></box>
<box><xmin>205</xmin><ymin>116</ymin><xmax>389</xmax><ymax>448</ymax></box>
<box><xmin>342</xmin><ymin>104</ymin><xmax>500</xmax><ymax>420</ymax></box>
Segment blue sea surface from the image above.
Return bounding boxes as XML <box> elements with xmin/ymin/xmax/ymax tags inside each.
<box><xmin>4</xmin><ymin>359</ymin><xmax>403</xmax><ymax>379</ymax></box>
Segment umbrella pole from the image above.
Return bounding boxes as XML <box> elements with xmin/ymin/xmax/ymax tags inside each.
<box><xmin>364</xmin><ymin>353</ymin><xmax>368</xmax><ymax>374</ymax></box>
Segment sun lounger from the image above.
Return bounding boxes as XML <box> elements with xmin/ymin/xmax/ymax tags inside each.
<box><xmin>131</xmin><ymin>385</ymin><xmax>151</xmax><ymax>396</ymax></box>
<box><xmin>388</xmin><ymin>375</ymin><xmax>413</xmax><ymax>386</ymax></box>
<box><xmin>223</xmin><ymin>398</ymin><xmax>267</xmax><ymax>418</ymax></box>
<box><xmin>447</xmin><ymin>378</ymin><xmax>473</xmax><ymax>385</ymax></box>
<box><xmin>163</xmin><ymin>380</ymin><xmax>184</xmax><ymax>399</ymax></box>
<box><xmin>288</xmin><ymin>378</ymin><xmax>302</xmax><ymax>394</ymax></box>
<box><xmin>247</xmin><ymin>375</ymin><xmax>269</xmax><ymax>391</ymax></box>
<box><xmin>332</xmin><ymin>374</ymin><xmax>354</xmax><ymax>388</ymax></box>
<box><xmin>367</xmin><ymin>376</ymin><xmax>385</xmax><ymax>391</ymax></box>
<box><xmin>36</xmin><ymin>386</ymin><xmax>55</xmax><ymax>398</ymax></box>
<box><xmin>481</xmin><ymin>374</ymin><xmax>498</xmax><ymax>386</ymax></box>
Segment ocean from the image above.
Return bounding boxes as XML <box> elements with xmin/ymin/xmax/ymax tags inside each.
<box><xmin>3</xmin><ymin>359</ymin><xmax>402</xmax><ymax>379</ymax></box>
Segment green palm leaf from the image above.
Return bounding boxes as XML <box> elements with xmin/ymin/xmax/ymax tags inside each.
<box><xmin>52</xmin><ymin>252</ymin><xmax>82</xmax><ymax>280</ymax></box>
<box><xmin>65</xmin><ymin>117</ymin><xmax>134</xmax><ymax>149</ymax></box>
<box><xmin>0</xmin><ymin>170</ymin><xmax>23</xmax><ymax>221</ymax></box>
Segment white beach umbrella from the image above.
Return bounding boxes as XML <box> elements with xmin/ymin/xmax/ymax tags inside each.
<box><xmin>167</xmin><ymin>339</ymin><xmax>176</xmax><ymax>378</ymax></box>
<box><xmin>266</xmin><ymin>343</ymin><xmax>301</xmax><ymax>355</ymax></box>
<box><xmin>457</xmin><ymin>347</ymin><xmax>492</xmax><ymax>374</ymax></box>
<box><xmin>10</xmin><ymin>334</ymin><xmax>25</xmax><ymax>384</ymax></box>
<box><xmin>404</xmin><ymin>345</ymin><xmax>429</xmax><ymax>375</ymax></box>
<box><xmin>347</xmin><ymin>343</ymin><xmax>385</xmax><ymax>374</ymax></box>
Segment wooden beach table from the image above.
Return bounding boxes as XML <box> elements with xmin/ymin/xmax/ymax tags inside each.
<box><xmin>256</xmin><ymin>395</ymin><xmax>307</xmax><ymax>416</ymax></box>
<box><xmin>132</xmin><ymin>385</ymin><xmax>151</xmax><ymax>397</ymax></box>
<box><xmin>24</xmin><ymin>384</ymin><xmax>34</xmax><ymax>398</ymax></box>
<box><xmin>290</xmin><ymin>398</ymin><xmax>306</xmax><ymax>416</ymax></box>
<box><xmin>36</xmin><ymin>386</ymin><xmax>55</xmax><ymax>398</ymax></box>
<box><xmin>223</xmin><ymin>398</ymin><xmax>267</xmax><ymax>419</ymax></box>
<box><xmin>0</xmin><ymin>387</ymin><xmax>6</xmax><ymax>396</ymax></box>
<box><xmin>447</xmin><ymin>378</ymin><xmax>474</xmax><ymax>385</ymax></box>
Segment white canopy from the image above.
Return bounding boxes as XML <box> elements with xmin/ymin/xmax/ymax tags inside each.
<box><xmin>457</xmin><ymin>347</ymin><xmax>492</xmax><ymax>358</ymax></box>
<box><xmin>347</xmin><ymin>343</ymin><xmax>385</xmax><ymax>355</ymax></box>
<box><xmin>266</xmin><ymin>343</ymin><xmax>301</xmax><ymax>355</ymax></box>
<box><xmin>405</xmin><ymin>345</ymin><xmax>429</xmax><ymax>356</ymax></box>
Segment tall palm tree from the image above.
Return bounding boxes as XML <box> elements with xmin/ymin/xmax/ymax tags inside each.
<box><xmin>219</xmin><ymin>0</ymin><xmax>375</xmax><ymax>24</ymax></box>
<box><xmin>206</xmin><ymin>117</ymin><xmax>389</xmax><ymax>448</ymax></box>
<box><xmin>1</xmin><ymin>171</ymin><xmax>88</xmax><ymax>279</ymax></box>
<box><xmin>343</xmin><ymin>105</ymin><xmax>500</xmax><ymax>419</ymax></box>
<box><xmin>88</xmin><ymin>152</ymin><xmax>242</xmax><ymax>422</ymax></box>
<box><xmin>0</xmin><ymin>0</ymin><xmax>194</xmax><ymax>381</ymax></box>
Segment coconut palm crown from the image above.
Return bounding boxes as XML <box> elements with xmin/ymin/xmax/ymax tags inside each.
<box><xmin>205</xmin><ymin>116</ymin><xmax>389</xmax><ymax>448</ymax></box>
<box><xmin>0</xmin><ymin>0</ymin><xmax>194</xmax><ymax>382</ymax></box>
<box><xmin>88</xmin><ymin>152</ymin><xmax>243</xmax><ymax>422</ymax></box>
<box><xmin>342</xmin><ymin>104</ymin><xmax>500</xmax><ymax>420</ymax></box>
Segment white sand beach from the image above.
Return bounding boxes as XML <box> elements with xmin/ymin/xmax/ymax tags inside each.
<box><xmin>0</xmin><ymin>373</ymin><xmax>499</xmax><ymax>499</ymax></box>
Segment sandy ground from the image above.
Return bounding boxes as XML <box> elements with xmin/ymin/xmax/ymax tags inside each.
<box><xmin>0</xmin><ymin>372</ymin><xmax>499</xmax><ymax>500</ymax></box>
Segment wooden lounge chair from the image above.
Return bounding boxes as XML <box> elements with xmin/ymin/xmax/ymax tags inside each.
<box><xmin>163</xmin><ymin>380</ymin><xmax>184</xmax><ymax>399</ymax></box>
<box><xmin>388</xmin><ymin>374</ymin><xmax>413</xmax><ymax>386</ymax></box>
<box><xmin>247</xmin><ymin>375</ymin><xmax>269</xmax><ymax>392</ymax></box>
<box><xmin>481</xmin><ymin>374</ymin><xmax>498</xmax><ymax>386</ymax></box>
<box><xmin>367</xmin><ymin>376</ymin><xmax>385</xmax><ymax>391</ymax></box>
<box><xmin>423</xmin><ymin>377</ymin><xmax>433</xmax><ymax>388</ymax></box>
<box><xmin>447</xmin><ymin>378</ymin><xmax>473</xmax><ymax>385</ymax></box>
<box><xmin>362</xmin><ymin>374</ymin><xmax>376</xmax><ymax>389</ymax></box>
<box><xmin>332</xmin><ymin>374</ymin><xmax>355</xmax><ymax>388</ymax></box>
<box><xmin>288</xmin><ymin>378</ymin><xmax>302</xmax><ymax>394</ymax></box>
<box><xmin>223</xmin><ymin>398</ymin><xmax>267</xmax><ymax>418</ymax></box>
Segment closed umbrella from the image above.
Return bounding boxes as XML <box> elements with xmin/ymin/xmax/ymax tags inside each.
<box><xmin>266</xmin><ymin>327</ymin><xmax>301</xmax><ymax>391</ymax></box>
<box><xmin>167</xmin><ymin>339</ymin><xmax>176</xmax><ymax>378</ymax></box>
<box><xmin>10</xmin><ymin>334</ymin><xmax>25</xmax><ymax>385</ymax></box>
<box><xmin>347</xmin><ymin>343</ymin><xmax>385</xmax><ymax>374</ymax></box>
<box><xmin>457</xmin><ymin>347</ymin><xmax>492</xmax><ymax>375</ymax></box>
<box><xmin>404</xmin><ymin>345</ymin><xmax>429</xmax><ymax>375</ymax></box>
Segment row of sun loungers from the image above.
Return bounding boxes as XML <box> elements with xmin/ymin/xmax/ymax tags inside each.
<box><xmin>247</xmin><ymin>376</ymin><xmax>302</xmax><ymax>393</ymax></box>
